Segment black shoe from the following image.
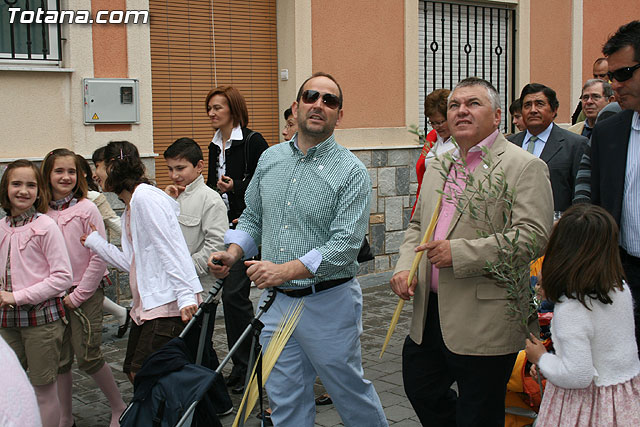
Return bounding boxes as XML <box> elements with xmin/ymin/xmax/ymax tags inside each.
<box><xmin>116</xmin><ymin>308</ymin><xmax>131</xmax><ymax>338</ymax></box>
<box><xmin>256</xmin><ymin>409</ymin><xmax>273</xmax><ymax>426</ymax></box>
<box><xmin>216</xmin><ymin>406</ymin><xmax>234</xmax><ymax>417</ymax></box>
<box><xmin>225</xmin><ymin>373</ymin><xmax>242</xmax><ymax>387</ymax></box>
<box><xmin>315</xmin><ymin>393</ymin><xmax>333</xmax><ymax>406</ymax></box>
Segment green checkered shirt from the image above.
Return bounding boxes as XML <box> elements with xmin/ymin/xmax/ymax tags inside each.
<box><xmin>228</xmin><ymin>134</ymin><xmax>371</xmax><ymax>289</ymax></box>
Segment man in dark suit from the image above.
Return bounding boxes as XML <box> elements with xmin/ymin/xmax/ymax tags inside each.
<box><xmin>591</xmin><ymin>20</ymin><xmax>640</xmax><ymax>348</ymax></box>
<box><xmin>508</xmin><ymin>83</ymin><xmax>588</xmax><ymax>212</ymax></box>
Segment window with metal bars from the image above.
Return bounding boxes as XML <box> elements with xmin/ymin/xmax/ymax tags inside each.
<box><xmin>0</xmin><ymin>0</ymin><xmax>62</xmax><ymax>61</ymax></box>
<box><xmin>418</xmin><ymin>0</ymin><xmax>516</xmax><ymax>133</ymax></box>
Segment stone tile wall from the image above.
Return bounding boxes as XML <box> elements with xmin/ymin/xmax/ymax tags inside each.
<box><xmin>353</xmin><ymin>146</ymin><xmax>423</xmax><ymax>275</ymax></box>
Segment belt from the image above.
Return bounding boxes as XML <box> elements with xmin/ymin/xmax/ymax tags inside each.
<box><xmin>620</xmin><ymin>248</ymin><xmax>640</xmax><ymax>267</ymax></box>
<box><xmin>275</xmin><ymin>277</ymin><xmax>353</xmax><ymax>298</ymax></box>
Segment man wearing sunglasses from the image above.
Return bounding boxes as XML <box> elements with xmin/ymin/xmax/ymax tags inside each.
<box><xmin>209</xmin><ymin>72</ymin><xmax>388</xmax><ymax>426</ymax></box>
<box><xmin>591</xmin><ymin>20</ymin><xmax>640</xmax><ymax>352</ymax></box>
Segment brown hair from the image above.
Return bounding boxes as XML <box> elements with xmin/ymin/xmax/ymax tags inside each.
<box><xmin>1</xmin><ymin>159</ymin><xmax>50</xmax><ymax>215</ymax></box>
<box><xmin>41</xmin><ymin>148</ymin><xmax>88</xmax><ymax>201</ymax></box>
<box><xmin>103</xmin><ymin>141</ymin><xmax>151</xmax><ymax>194</ymax></box>
<box><xmin>76</xmin><ymin>154</ymin><xmax>99</xmax><ymax>192</ymax></box>
<box><xmin>424</xmin><ymin>88</ymin><xmax>450</xmax><ymax>117</ymax></box>
<box><xmin>541</xmin><ymin>204</ymin><xmax>626</xmax><ymax>308</ymax></box>
<box><xmin>204</xmin><ymin>86</ymin><xmax>249</xmax><ymax>128</ymax></box>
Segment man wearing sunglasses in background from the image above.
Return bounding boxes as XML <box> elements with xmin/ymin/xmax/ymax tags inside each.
<box><xmin>591</xmin><ymin>20</ymin><xmax>640</xmax><ymax>352</ymax></box>
<box><xmin>209</xmin><ymin>72</ymin><xmax>388</xmax><ymax>426</ymax></box>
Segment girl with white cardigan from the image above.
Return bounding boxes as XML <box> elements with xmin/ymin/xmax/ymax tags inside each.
<box><xmin>83</xmin><ymin>141</ymin><xmax>201</xmax><ymax>382</ymax></box>
<box><xmin>526</xmin><ymin>204</ymin><xmax>640</xmax><ymax>426</ymax></box>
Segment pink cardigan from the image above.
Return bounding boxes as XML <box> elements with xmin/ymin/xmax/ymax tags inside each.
<box><xmin>46</xmin><ymin>199</ymin><xmax>108</xmax><ymax>307</ymax></box>
<box><xmin>0</xmin><ymin>214</ymin><xmax>73</xmax><ymax>306</ymax></box>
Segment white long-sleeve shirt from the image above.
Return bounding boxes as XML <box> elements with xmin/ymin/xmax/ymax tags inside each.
<box><xmin>85</xmin><ymin>184</ymin><xmax>202</xmax><ymax>311</ymax></box>
<box><xmin>538</xmin><ymin>283</ymin><xmax>640</xmax><ymax>388</ymax></box>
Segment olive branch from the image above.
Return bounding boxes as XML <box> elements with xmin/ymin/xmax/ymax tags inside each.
<box><xmin>408</xmin><ymin>124</ymin><xmax>427</xmax><ymax>145</ymax></box>
<box><xmin>435</xmin><ymin>146</ymin><xmax>541</xmax><ymax>337</ymax></box>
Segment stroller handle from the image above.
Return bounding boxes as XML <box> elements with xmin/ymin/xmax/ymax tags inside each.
<box><xmin>179</xmin><ymin>279</ymin><xmax>225</xmax><ymax>340</ymax></box>
<box><xmin>216</xmin><ymin>288</ymin><xmax>276</xmax><ymax>374</ymax></box>
<box><xmin>258</xmin><ymin>287</ymin><xmax>276</xmax><ymax>313</ymax></box>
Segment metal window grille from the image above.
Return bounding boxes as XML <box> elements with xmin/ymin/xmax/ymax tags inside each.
<box><xmin>419</xmin><ymin>0</ymin><xmax>516</xmax><ymax>133</ymax></box>
<box><xmin>0</xmin><ymin>0</ymin><xmax>62</xmax><ymax>61</ymax></box>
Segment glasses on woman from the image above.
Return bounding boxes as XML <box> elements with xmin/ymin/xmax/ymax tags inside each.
<box><xmin>427</xmin><ymin>119</ymin><xmax>447</xmax><ymax>128</ymax></box>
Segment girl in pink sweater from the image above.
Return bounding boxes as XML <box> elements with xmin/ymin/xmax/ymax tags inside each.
<box><xmin>0</xmin><ymin>159</ymin><xmax>73</xmax><ymax>427</ymax></box>
<box><xmin>42</xmin><ymin>149</ymin><xmax>126</xmax><ymax>427</ymax></box>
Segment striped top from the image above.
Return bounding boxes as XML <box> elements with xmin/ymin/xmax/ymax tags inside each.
<box><xmin>621</xmin><ymin>111</ymin><xmax>640</xmax><ymax>257</ymax></box>
<box><xmin>227</xmin><ymin>134</ymin><xmax>371</xmax><ymax>289</ymax></box>
<box><xmin>49</xmin><ymin>192</ymin><xmax>77</xmax><ymax>210</ymax></box>
<box><xmin>573</xmin><ymin>141</ymin><xmax>592</xmax><ymax>204</ymax></box>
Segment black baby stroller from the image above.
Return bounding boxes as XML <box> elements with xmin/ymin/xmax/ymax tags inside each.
<box><xmin>119</xmin><ymin>279</ymin><xmax>275</xmax><ymax>427</ymax></box>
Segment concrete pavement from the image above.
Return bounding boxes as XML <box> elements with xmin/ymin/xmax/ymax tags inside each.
<box><xmin>70</xmin><ymin>271</ymin><xmax>422</xmax><ymax>426</ymax></box>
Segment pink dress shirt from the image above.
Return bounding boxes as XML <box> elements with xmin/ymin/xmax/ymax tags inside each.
<box><xmin>430</xmin><ymin>130</ymin><xmax>499</xmax><ymax>292</ymax></box>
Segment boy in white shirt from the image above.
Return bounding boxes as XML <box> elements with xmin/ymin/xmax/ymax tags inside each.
<box><xmin>163</xmin><ymin>137</ymin><xmax>233</xmax><ymax>416</ymax></box>
<box><xmin>164</xmin><ymin>138</ymin><xmax>229</xmax><ymax>291</ymax></box>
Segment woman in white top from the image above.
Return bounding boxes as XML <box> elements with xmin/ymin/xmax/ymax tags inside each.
<box><xmin>204</xmin><ymin>86</ymin><xmax>268</xmax><ymax>390</ymax></box>
<box><xmin>412</xmin><ymin>88</ymin><xmax>456</xmax><ymax>218</ymax></box>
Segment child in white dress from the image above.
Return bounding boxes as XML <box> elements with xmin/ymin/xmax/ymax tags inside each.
<box><xmin>526</xmin><ymin>204</ymin><xmax>640</xmax><ymax>426</ymax></box>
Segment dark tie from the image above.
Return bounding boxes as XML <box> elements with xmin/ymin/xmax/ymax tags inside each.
<box><xmin>527</xmin><ymin>136</ymin><xmax>538</xmax><ymax>154</ymax></box>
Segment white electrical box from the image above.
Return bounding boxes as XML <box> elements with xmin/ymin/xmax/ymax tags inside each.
<box><xmin>83</xmin><ymin>78</ymin><xmax>140</xmax><ymax>124</ymax></box>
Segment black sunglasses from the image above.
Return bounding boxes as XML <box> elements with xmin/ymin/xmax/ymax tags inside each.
<box><xmin>301</xmin><ymin>90</ymin><xmax>341</xmax><ymax>110</ymax></box>
<box><xmin>607</xmin><ymin>63</ymin><xmax>640</xmax><ymax>82</ymax></box>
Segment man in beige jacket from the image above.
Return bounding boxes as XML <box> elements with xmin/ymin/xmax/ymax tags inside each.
<box><xmin>391</xmin><ymin>77</ymin><xmax>553</xmax><ymax>426</ymax></box>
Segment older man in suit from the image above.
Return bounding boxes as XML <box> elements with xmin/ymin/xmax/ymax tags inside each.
<box><xmin>508</xmin><ymin>84</ymin><xmax>588</xmax><ymax>213</ymax></box>
<box><xmin>568</xmin><ymin>79</ymin><xmax>615</xmax><ymax>139</ymax></box>
<box><xmin>391</xmin><ymin>77</ymin><xmax>553</xmax><ymax>426</ymax></box>
<box><xmin>591</xmin><ymin>20</ymin><xmax>640</xmax><ymax>350</ymax></box>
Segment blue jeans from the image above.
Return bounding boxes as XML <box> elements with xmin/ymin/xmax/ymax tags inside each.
<box><xmin>258</xmin><ymin>279</ymin><xmax>388</xmax><ymax>427</ymax></box>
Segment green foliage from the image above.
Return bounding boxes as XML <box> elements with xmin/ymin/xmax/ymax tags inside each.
<box><xmin>435</xmin><ymin>145</ymin><xmax>542</xmax><ymax>338</ymax></box>
<box><xmin>408</xmin><ymin>124</ymin><xmax>427</xmax><ymax>145</ymax></box>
